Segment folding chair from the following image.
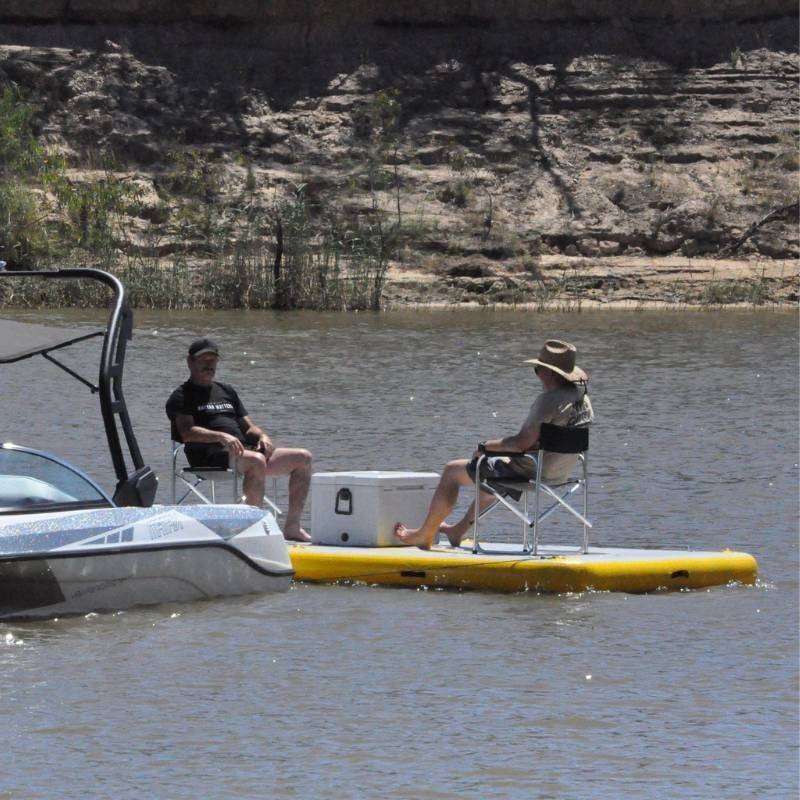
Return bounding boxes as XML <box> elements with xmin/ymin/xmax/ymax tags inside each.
<box><xmin>170</xmin><ymin>441</ymin><xmax>241</xmax><ymax>505</ymax></box>
<box><xmin>471</xmin><ymin>422</ymin><xmax>591</xmax><ymax>555</ymax></box>
<box><xmin>170</xmin><ymin>441</ymin><xmax>282</xmax><ymax>515</ymax></box>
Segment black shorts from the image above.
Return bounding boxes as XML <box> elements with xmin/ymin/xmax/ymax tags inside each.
<box><xmin>185</xmin><ymin>442</ymin><xmax>262</xmax><ymax>470</ymax></box>
<box><xmin>466</xmin><ymin>455</ymin><xmax>537</xmax><ymax>501</ymax></box>
<box><xmin>185</xmin><ymin>444</ymin><xmax>230</xmax><ymax>470</ymax></box>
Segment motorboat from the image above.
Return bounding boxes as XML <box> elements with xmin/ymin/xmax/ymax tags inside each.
<box><xmin>0</xmin><ymin>268</ymin><xmax>293</xmax><ymax>620</ymax></box>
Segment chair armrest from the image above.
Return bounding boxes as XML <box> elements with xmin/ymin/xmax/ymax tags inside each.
<box><xmin>478</xmin><ymin>443</ymin><xmax>530</xmax><ymax>457</ymax></box>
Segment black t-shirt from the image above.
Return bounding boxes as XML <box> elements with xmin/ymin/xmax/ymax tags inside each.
<box><xmin>166</xmin><ymin>381</ymin><xmax>249</xmax><ymax>462</ymax></box>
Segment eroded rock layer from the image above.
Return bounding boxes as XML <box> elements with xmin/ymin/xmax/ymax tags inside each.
<box><xmin>0</xmin><ymin>4</ymin><xmax>797</xmax><ymax>304</ymax></box>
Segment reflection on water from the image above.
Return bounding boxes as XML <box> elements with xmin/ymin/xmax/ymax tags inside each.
<box><xmin>0</xmin><ymin>308</ymin><xmax>797</xmax><ymax>799</ymax></box>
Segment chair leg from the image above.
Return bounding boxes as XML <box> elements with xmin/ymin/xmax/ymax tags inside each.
<box><xmin>265</xmin><ymin>477</ymin><xmax>282</xmax><ymax>515</ymax></box>
<box><xmin>176</xmin><ymin>486</ymin><xmax>195</xmax><ymax>505</ymax></box>
<box><xmin>171</xmin><ymin>450</ymin><xmax>181</xmax><ymax>504</ymax></box>
<box><xmin>179</xmin><ymin>476</ymin><xmax>213</xmax><ymax>505</ymax></box>
<box><xmin>532</xmin><ymin>451</ymin><xmax>542</xmax><ymax>555</ymax></box>
<box><xmin>477</xmin><ymin>498</ymin><xmax>500</xmax><ymax>520</ymax></box>
<box><xmin>472</xmin><ymin>455</ymin><xmax>485</xmax><ymax>554</ymax></box>
<box><xmin>522</xmin><ymin>491</ymin><xmax>530</xmax><ymax>553</ymax></box>
<box><xmin>582</xmin><ymin>455</ymin><xmax>589</xmax><ymax>554</ymax></box>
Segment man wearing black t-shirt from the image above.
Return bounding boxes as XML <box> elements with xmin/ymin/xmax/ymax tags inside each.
<box><xmin>166</xmin><ymin>337</ymin><xmax>312</xmax><ymax>542</ymax></box>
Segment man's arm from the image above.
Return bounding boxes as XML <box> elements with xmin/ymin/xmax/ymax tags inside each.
<box><xmin>475</xmin><ymin>394</ymin><xmax>549</xmax><ymax>457</ymax></box>
<box><xmin>175</xmin><ymin>413</ymin><xmax>245</xmax><ymax>456</ymax></box>
<box><xmin>237</xmin><ymin>415</ymin><xmax>275</xmax><ymax>460</ymax></box>
<box><xmin>477</xmin><ymin>420</ymin><xmax>540</xmax><ymax>457</ymax></box>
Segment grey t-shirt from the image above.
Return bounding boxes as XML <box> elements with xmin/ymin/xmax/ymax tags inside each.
<box><xmin>521</xmin><ymin>383</ymin><xmax>594</xmax><ymax>484</ymax></box>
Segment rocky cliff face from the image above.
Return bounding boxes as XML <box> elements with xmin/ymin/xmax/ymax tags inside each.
<box><xmin>0</xmin><ymin>4</ymin><xmax>797</xmax><ymax>305</ymax></box>
<box><xmin>0</xmin><ymin>1</ymin><xmax>796</xmax><ymax>25</ymax></box>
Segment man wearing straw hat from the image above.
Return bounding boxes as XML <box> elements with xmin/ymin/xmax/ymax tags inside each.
<box><xmin>394</xmin><ymin>339</ymin><xmax>594</xmax><ymax>549</ymax></box>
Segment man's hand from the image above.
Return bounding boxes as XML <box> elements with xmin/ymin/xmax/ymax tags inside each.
<box><xmin>474</xmin><ymin>440</ymin><xmax>493</xmax><ymax>459</ymax></box>
<box><xmin>258</xmin><ymin>435</ymin><xmax>275</xmax><ymax>461</ymax></box>
<box><xmin>219</xmin><ymin>433</ymin><xmax>245</xmax><ymax>457</ymax></box>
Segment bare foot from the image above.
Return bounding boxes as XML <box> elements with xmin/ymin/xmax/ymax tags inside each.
<box><xmin>394</xmin><ymin>522</ymin><xmax>434</xmax><ymax>550</ymax></box>
<box><xmin>283</xmin><ymin>526</ymin><xmax>312</xmax><ymax>543</ymax></box>
<box><xmin>439</xmin><ymin>522</ymin><xmax>467</xmax><ymax>548</ymax></box>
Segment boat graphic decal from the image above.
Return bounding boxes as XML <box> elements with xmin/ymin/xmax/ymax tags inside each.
<box><xmin>179</xmin><ymin>506</ymin><xmax>267</xmax><ymax>539</ymax></box>
<box><xmin>0</xmin><ymin>524</ymin><xmax>125</xmax><ymax>555</ymax></box>
<box><xmin>0</xmin><ymin>505</ymin><xmax>270</xmax><ymax>555</ymax></box>
<box><xmin>0</xmin><ymin>508</ymin><xmax>170</xmax><ymax>554</ymax></box>
<box><xmin>81</xmin><ymin>527</ymin><xmax>135</xmax><ymax>546</ymax></box>
<box><xmin>186</xmin><ymin>516</ymin><xmax>259</xmax><ymax>540</ymax></box>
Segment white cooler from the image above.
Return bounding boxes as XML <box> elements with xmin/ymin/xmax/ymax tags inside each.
<box><xmin>311</xmin><ymin>471</ymin><xmax>440</xmax><ymax>547</ymax></box>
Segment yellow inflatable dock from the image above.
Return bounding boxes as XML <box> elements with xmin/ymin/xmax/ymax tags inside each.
<box><xmin>288</xmin><ymin>542</ymin><xmax>758</xmax><ymax>594</ymax></box>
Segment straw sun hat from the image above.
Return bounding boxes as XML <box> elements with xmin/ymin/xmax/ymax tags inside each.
<box><xmin>525</xmin><ymin>339</ymin><xmax>588</xmax><ymax>383</ymax></box>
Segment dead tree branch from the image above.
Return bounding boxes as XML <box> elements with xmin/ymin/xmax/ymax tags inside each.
<box><xmin>717</xmin><ymin>202</ymin><xmax>799</xmax><ymax>257</ymax></box>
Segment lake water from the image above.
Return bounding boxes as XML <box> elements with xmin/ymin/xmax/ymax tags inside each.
<box><xmin>1</xmin><ymin>307</ymin><xmax>797</xmax><ymax>799</ymax></box>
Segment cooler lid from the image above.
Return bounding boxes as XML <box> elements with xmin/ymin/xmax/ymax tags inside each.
<box><xmin>312</xmin><ymin>470</ymin><xmax>439</xmax><ymax>486</ymax></box>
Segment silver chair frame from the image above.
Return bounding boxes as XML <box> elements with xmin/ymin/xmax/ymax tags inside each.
<box><xmin>471</xmin><ymin>427</ymin><xmax>591</xmax><ymax>556</ymax></box>
<box><xmin>170</xmin><ymin>442</ymin><xmax>283</xmax><ymax>514</ymax></box>
<box><xmin>171</xmin><ymin>442</ymin><xmax>241</xmax><ymax>505</ymax></box>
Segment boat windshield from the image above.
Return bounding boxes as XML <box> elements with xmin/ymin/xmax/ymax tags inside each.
<box><xmin>0</xmin><ymin>445</ymin><xmax>112</xmax><ymax>514</ymax></box>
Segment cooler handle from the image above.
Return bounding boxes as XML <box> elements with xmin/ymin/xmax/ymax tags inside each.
<box><xmin>335</xmin><ymin>488</ymin><xmax>353</xmax><ymax>515</ymax></box>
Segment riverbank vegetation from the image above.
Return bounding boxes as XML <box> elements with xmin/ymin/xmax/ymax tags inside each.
<box><xmin>0</xmin><ymin>88</ymin><xmax>409</xmax><ymax>310</ymax></box>
<box><xmin>0</xmin><ymin>85</ymin><xmax>796</xmax><ymax>310</ymax></box>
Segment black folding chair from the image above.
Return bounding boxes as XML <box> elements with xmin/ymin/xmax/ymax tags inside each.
<box><xmin>471</xmin><ymin>423</ymin><xmax>591</xmax><ymax>555</ymax></box>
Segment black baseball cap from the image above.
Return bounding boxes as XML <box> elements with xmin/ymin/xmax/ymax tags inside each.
<box><xmin>188</xmin><ymin>337</ymin><xmax>220</xmax><ymax>358</ymax></box>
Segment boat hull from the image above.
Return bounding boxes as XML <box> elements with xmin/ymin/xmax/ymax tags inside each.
<box><xmin>0</xmin><ymin>545</ymin><xmax>292</xmax><ymax>619</ymax></box>
<box><xmin>0</xmin><ymin>505</ymin><xmax>293</xmax><ymax>619</ymax></box>
<box><xmin>288</xmin><ymin>542</ymin><xmax>758</xmax><ymax>593</ymax></box>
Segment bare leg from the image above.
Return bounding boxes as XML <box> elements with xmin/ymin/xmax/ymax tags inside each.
<box><xmin>235</xmin><ymin>450</ymin><xmax>267</xmax><ymax>507</ymax></box>
<box><xmin>394</xmin><ymin>459</ymin><xmax>475</xmax><ymax>549</ymax></box>
<box><xmin>440</xmin><ymin>491</ymin><xmax>497</xmax><ymax>546</ymax></box>
<box><xmin>265</xmin><ymin>447</ymin><xmax>312</xmax><ymax>542</ymax></box>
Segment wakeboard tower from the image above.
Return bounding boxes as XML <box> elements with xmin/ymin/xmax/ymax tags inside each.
<box><xmin>0</xmin><ymin>268</ymin><xmax>292</xmax><ymax>619</ymax></box>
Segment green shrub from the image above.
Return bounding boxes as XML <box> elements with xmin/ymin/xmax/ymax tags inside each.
<box><xmin>0</xmin><ymin>185</ymin><xmax>51</xmax><ymax>267</ymax></box>
<box><xmin>159</xmin><ymin>149</ymin><xmax>224</xmax><ymax>200</ymax></box>
<box><xmin>51</xmin><ymin>169</ymin><xmax>142</xmax><ymax>260</ymax></box>
<box><xmin>0</xmin><ymin>87</ymin><xmax>42</xmax><ymax>175</ymax></box>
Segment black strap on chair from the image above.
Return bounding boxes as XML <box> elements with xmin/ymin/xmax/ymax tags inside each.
<box><xmin>539</xmin><ymin>422</ymin><xmax>588</xmax><ymax>454</ymax></box>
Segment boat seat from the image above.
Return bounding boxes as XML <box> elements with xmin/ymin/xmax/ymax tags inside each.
<box><xmin>170</xmin><ymin>442</ymin><xmax>281</xmax><ymax>515</ymax></box>
<box><xmin>471</xmin><ymin>422</ymin><xmax>591</xmax><ymax>555</ymax></box>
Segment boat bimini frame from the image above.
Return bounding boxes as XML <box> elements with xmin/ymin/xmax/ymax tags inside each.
<box><xmin>0</xmin><ymin>268</ymin><xmax>157</xmax><ymax>507</ymax></box>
